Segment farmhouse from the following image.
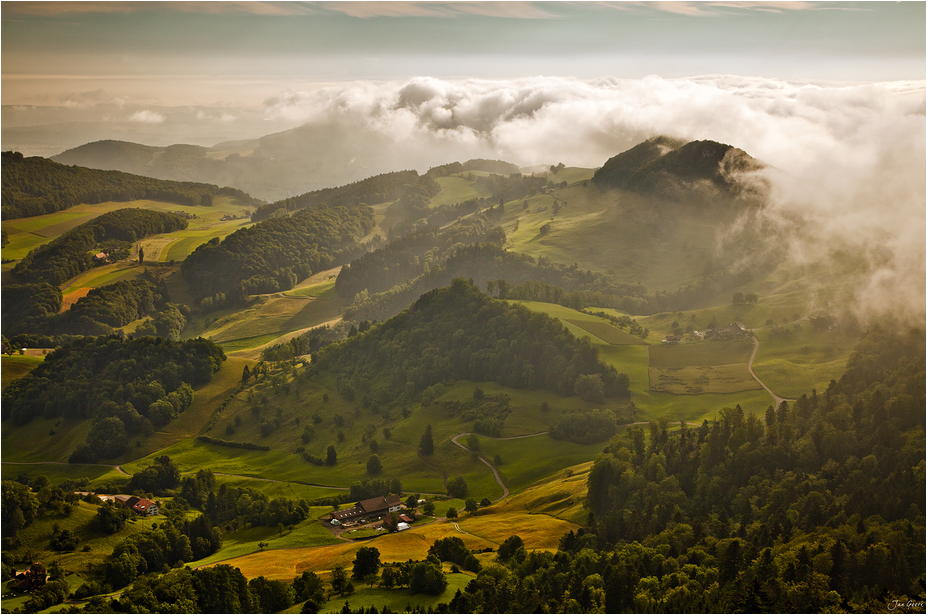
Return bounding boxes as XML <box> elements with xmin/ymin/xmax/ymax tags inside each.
<box><xmin>100</xmin><ymin>494</ymin><xmax>159</xmax><ymax>516</ymax></box>
<box><xmin>330</xmin><ymin>494</ymin><xmax>402</xmax><ymax>524</ymax></box>
<box><xmin>126</xmin><ymin>496</ymin><xmax>159</xmax><ymax>516</ymax></box>
<box><xmin>662</xmin><ymin>334</ymin><xmax>682</xmax><ymax>344</ymax></box>
<box><xmin>11</xmin><ymin>563</ymin><xmax>48</xmax><ymax>592</ymax></box>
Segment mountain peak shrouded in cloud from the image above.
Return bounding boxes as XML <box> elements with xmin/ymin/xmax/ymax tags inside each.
<box><xmin>25</xmin><ymin>73</ymin><xmax>927</xmax><ymax>326</ymax></box>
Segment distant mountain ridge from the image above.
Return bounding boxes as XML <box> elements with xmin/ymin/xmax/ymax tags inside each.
<box><xmin>593</xmin><ymin>136</ymin><xmax>766</xmax><ymax>200</ymax></box>
<box><xmin>1</xmin><ymin>150</ymin><xmax>257</xmax><ymax>220</ymax></box>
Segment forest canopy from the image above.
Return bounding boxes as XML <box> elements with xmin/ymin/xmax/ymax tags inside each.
<box><xmin>12</xmin><ymin>208</ymin><xmax>188</xmax><ymax>286</ymax></box>
<box><xmin>181</xmin><ymin>203</ymin><xmax>374</xmax><ymax>303</ymax></box>
<box><xmin>1</xmin><ymin>151</ymin><xmax>257</xmax><ymax>220</ymax></box>
<box><xmin>313</xmin><ymin>278</ymin><xmax>630</xmax><ymax>401</ymax></box>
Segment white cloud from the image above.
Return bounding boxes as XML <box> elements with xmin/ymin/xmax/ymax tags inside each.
<box><xmin>261</xmin><ymin>74</ymin><xmax>925</xmax><ymax>323</ymax></box>
<box><xmin>128</xmin><ymin>109</ymin><xmax>166</xmax><ymax>123</ymax></box>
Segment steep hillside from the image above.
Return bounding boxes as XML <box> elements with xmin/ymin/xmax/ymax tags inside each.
<box><xmin>593</xmin><ymin>138</ymin><xmax>766</xmax><ymax>201</ymax></box>
<box><xmin>591</xmin><ymin>135</ymin><xmax>685</xmax><ymax>189</ymax></box>
<box><xmin>2</xmin><ymin>150</ymin><xmax>257</xmax><ymax>220</ymax></box>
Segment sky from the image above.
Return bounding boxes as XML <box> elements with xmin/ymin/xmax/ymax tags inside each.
<box><xmin>2</xmin><ymin>1</ymin><xmax>925</xmax><ymax>153</ymax></box>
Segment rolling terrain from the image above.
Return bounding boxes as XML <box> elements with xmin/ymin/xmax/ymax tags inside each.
<box><xmin>1</xmin><ymin>138</ymin><xmax>920</xmax><ymax>614</ymax></box>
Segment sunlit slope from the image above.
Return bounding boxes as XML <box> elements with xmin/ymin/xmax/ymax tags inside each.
<box><xmin>497</xmin><ymin>179</ymin><xmax>738</xmax><ymax>291</ymax></box>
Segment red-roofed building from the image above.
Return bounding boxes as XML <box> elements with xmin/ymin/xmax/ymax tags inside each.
<box><xmin>124</xmin><ymin>496</ymin><xmax>159</xmax><ymax>516</ymax></box>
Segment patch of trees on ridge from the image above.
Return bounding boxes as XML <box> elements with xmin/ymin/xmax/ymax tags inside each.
<box><xmin>312</xmin><ymin>278</ymin><xmax>629</xmax><ymax>400</ymax></box>
<box><xmin>3</xmin><ymin>275</ymin><xmax>183</xmax><ymax>342</ymax></box>
<box><xmin>336</xmin><ymin>212</ymin><xmax>506</xmax><ymax>300</ymax></box>
<box><xmin>12</xmin><ymin>208</ymin><xmax>188</xmax><ymax>286</ymax></box>
<box><xmin>250</xmin><ymin>170</ymin><xmax>419</xmax><ymax>222</ymax></box>
<box><xmin>592</xmin><ymin>137</ymin><xmax>766</xmax><ymax>201</ymax></box>
<box><xmin>181</xmin><ymin>203</ymin><xmax>375</xmax><ymax>304</ymax></box>
<box><xmin>2</xmin><ymin>335</ymin><xmax>225</xmax><ymax>460</ymax></box>
<box><xmin>1</xmin><ymin>151</ymin><xmax>257</xmax><ymax>220</ymax></box>
<box><xmin>342</xmin><ymin>242</ymin><xmax>652</xmax><ymax>323</ymax></box>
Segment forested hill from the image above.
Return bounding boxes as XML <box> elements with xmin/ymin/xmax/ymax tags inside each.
<box><xmin>181</xmin><ymin>203</ymin><xmax>375</xmax><ymax>304</ymax></box>
<box><xmin>574</xmin><ymin>325</ymin><xmax>925</xmax><ymax>612</ymax></box>
<box><xmin>250</xmin><ymin>158</ymin><xmax>522</xmax><ymax>222</ymax></box>
<box><xmin>12</xmin><ymin>208</ymin><xmax>188</xmax><ymax>286</ymax></box>
<box><xmin>2</xmin><ymin>335</ymin><xmax>226</xmax><ymax>461</ymax></box>
<box><xmin>250</xmin><ymin>170</ymin><xmax>419</xmax><ymax>222</ymax></box>
<box><xmin>1</xmin><ymin>151</ymin><xmax>258</xmax><ymax>220</ymax></box>
<box><xmin>592</xmin><ymin>138</ymin><xmax>766</xmax><ymax>200</ymax></box>
<box><xmin>313</xmin><ymin>278</ymin><xmax>630</xmax><ymax>400</ymax></box>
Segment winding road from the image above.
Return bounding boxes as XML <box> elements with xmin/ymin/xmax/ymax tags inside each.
<box><xmin>746</xmin><ymin>336</ymin><xmax>793</xmax><ymax>407</ymax></box>
<box><xmin>450</xmin><ymin>431</ymin><xmax>549</xmax><ymax>501</ymax></box>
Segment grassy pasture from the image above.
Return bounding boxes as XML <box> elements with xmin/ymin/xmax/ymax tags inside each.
<box><xmin>751</xmin><ymin>322</ymin><xmax>858</xmax><ymax>398</ymax></box>
<box><xmin>546</xmin><ymin>166</ymin><xmax>596</xmax><ymax>185</ymax></box>
<box><xmin>1</xmin><ymin>197</ymin><xmax>251</xmax><ymax>267</ymax></box>
<box><xmin>493</xmin><ymin>462</ymin><xmax>593</xmax><ymax>525</ymax></box>
<box><xmin>510</xmin><ymin>300</ymin><xmax>775</xmax><ymax>420</ymax></box>
<box><xmin>649</xmin><ymin>364</ymin><xmax>761</xmax><ymax>395</ymax></box>
<box><xmin>1</xmin><ymin>354</ymin><xmax>44</xmax><ymax>390</ymax></box>
<box><xmin>313</xmin><ymin>573</ymin><xmax>476</xmax><ymax>615</ymax></box>
<box><xmin>0</xmin><ymin>354</ymin><xmax>251</xmax><ymax>468</ymax></box>
<box><xmin>466</xmin><ymin>434</ymin><xmax>603</xmax><ymax>495</ymax></box>
<box><xmin>192</xmin><ymin>511</ymin><xmax>342</xmax><ymax>567</ymax></box>
<box><xmin>564</xmin><ymin>318</ymin><xmax>647</xmax><ymax>344</ymax></box>
<box><xmin>429</xmin><ymin>176</ymin><xmax>491</xmax><ymax>208</ymax></box>
<box><xmin>5</xmin><ymin>499</ymin><xmax>163</xmax><ymax>572</ymax></box>
<box><xmin>1</xmin><ymin>461</ymin><xmax>126</xmax><ymax>483</ymax></box>
<box><xmin>649</xmin><ymin>340</ymin><xmax>753</xmax><ymax>367</ymax></box>
<box><xmin>500</xmin><ymin>185</ymin><xmax>724</xmax><ymax>290</ymax></box>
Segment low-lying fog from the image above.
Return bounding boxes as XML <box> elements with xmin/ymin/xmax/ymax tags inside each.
<box><xmin>5</xmin><ymin>75</ymin><xmax>925</xmax><ymax>324</ymax></box>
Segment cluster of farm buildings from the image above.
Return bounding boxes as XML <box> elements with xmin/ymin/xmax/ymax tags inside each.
<box><xmin>76</xmin><ymin>492</ymin><xmax>160</xmax><ymax>516</ymax></box>
<box><xmin>327</xmin><ymin>495</ymin><xmax>410</xmax><ymax>528</ymax></box>
<box><xmin>663</xmin><ymin>322</ymin><xmax>747</xmax><ymax>344</ymax></box>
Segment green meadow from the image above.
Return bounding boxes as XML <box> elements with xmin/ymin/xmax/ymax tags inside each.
<box><xmin>429</xmin><ymin>176</ymin><xmax>492</xmax><ymax>208</ymax></box>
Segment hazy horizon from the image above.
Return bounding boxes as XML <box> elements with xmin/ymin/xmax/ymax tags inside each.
<box><xmin>2</xmin><ymin>1</ymin><xmax>924</xmax><ymax>324</ymax></box>
<box><xmin>2</xmin><ymin>1</ymin><xmax>925</xmax><ymax>158</ymax></box>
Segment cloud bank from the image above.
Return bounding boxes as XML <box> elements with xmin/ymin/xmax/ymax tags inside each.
<box><xmin>263</xmin><ymin>75</ymin><xmax>925</xmax><ymax>324</ymax></box>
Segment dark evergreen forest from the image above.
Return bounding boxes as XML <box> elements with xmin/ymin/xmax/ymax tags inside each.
<box><xmin>181</xmin><ymin>203</ymin><xmax>375</xmax><ymax>304</ymax></box>
<box><xmin>313</xmin><ymin>278</ymin><xmax>630</xmax><ymax>401</ymax></box>
<box><xmin>1</xmin><ymin>151</ymin><xmax>257</xmax><ymax>220</ymax></box>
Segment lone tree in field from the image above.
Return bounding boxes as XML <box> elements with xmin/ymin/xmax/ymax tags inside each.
<box><xmin>366</xmin><ymin>454</ymin><xmax>382</xmax><ymax>475</ymax></box>
<box><xmin>352</xmin><ymin>546</ymin><xmax>381</xmax><ymax>580</ymax></box>
<box><xmin>326</xmin><ymin>445</ymin><xmax>337</xmax><ymax>466</ymax></box>
<box><xmin>447</xmin><ymin>475</ymin><xmax>468</xmax><ymax>499</ymax></box>
<box><xmin>419</xmin><ymin>424</ymin><xmax>434</xmax><ymax>456</ymax></box>
<box><xmin>138</xmin><ymin>246</ymin><xmax>145</xmax><ymax>264</ymax></box>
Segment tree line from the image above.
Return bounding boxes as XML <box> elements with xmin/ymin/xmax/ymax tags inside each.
<box><xmin>1</xmin><ymin>151</ymin><xmax>257</xmax><ymax>220</ymax></box>
<box><xmin>3</xmin><ymin>276</ymin><xmax>175</xmax><ymax>341</ymax></box>
<box><xmin>12</xmin><ymin>208</ymin><xmax>188</xmax><ymax>286</ymax></box>
<box><xmin>250</xmin><ymin>170</ymin><xmax>419</xmax><ymax>221</ymax></box>
<box><xmin>2</xmin><ymin>336</ymin><xmax>224</xmax><ymax>461</ymax></box>
<box><xmin>313</xmin><ymin>278</ymin><xmax>629</xmax><ymax>404</ymax></box>
<box><xmin>336</xmin><ymin>213</ymin><xmax>506</xmax><ymax>300</ymax></box>
<box><xmin>181</xmin><ymin>203</ymin><xmax>375</xmax><ymax>305</ymax></box>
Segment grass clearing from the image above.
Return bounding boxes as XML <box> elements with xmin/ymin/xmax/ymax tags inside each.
<box><xmin>429</xmin><ymin>176</ymin><xmax>491</xmax><ymax>208</ymax></box>
<box><xmin>1</xmin><ymin>354</ymin><xmax>44</xmax><ymax>390</ymax></box>
<box><xmin>649</xmin><ymin>364</ymin><xmax>761</xmax><ymax>395</ymax></box>
<box><xmin>564</xmin><ymin>319</ymin><xmax>646</xmax><ymax>344</ymax></box>
<box><xmin>6</xmin><ymin>500</ymin><xmax>163</xmax><ymax>572</ymax></box>
<box><xmin>649</xmin><ymin>341</ymin><xmax>754</xmax><ymax>367</ymax></box>
<box><xmin>467</xmin><ymin>434</ymin><xmax>603</xmax><ymax>495</ymax></box>
<box><xmin>751</xmin><ymin>322</ymin><xmax>859</xmax><ymax>398</ymax></box>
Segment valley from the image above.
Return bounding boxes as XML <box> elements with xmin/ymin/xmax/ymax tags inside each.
<box><xmin>0</xmin><ymin>138</ymin><xmax>921</xmax><ymax>614</ymax></box>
